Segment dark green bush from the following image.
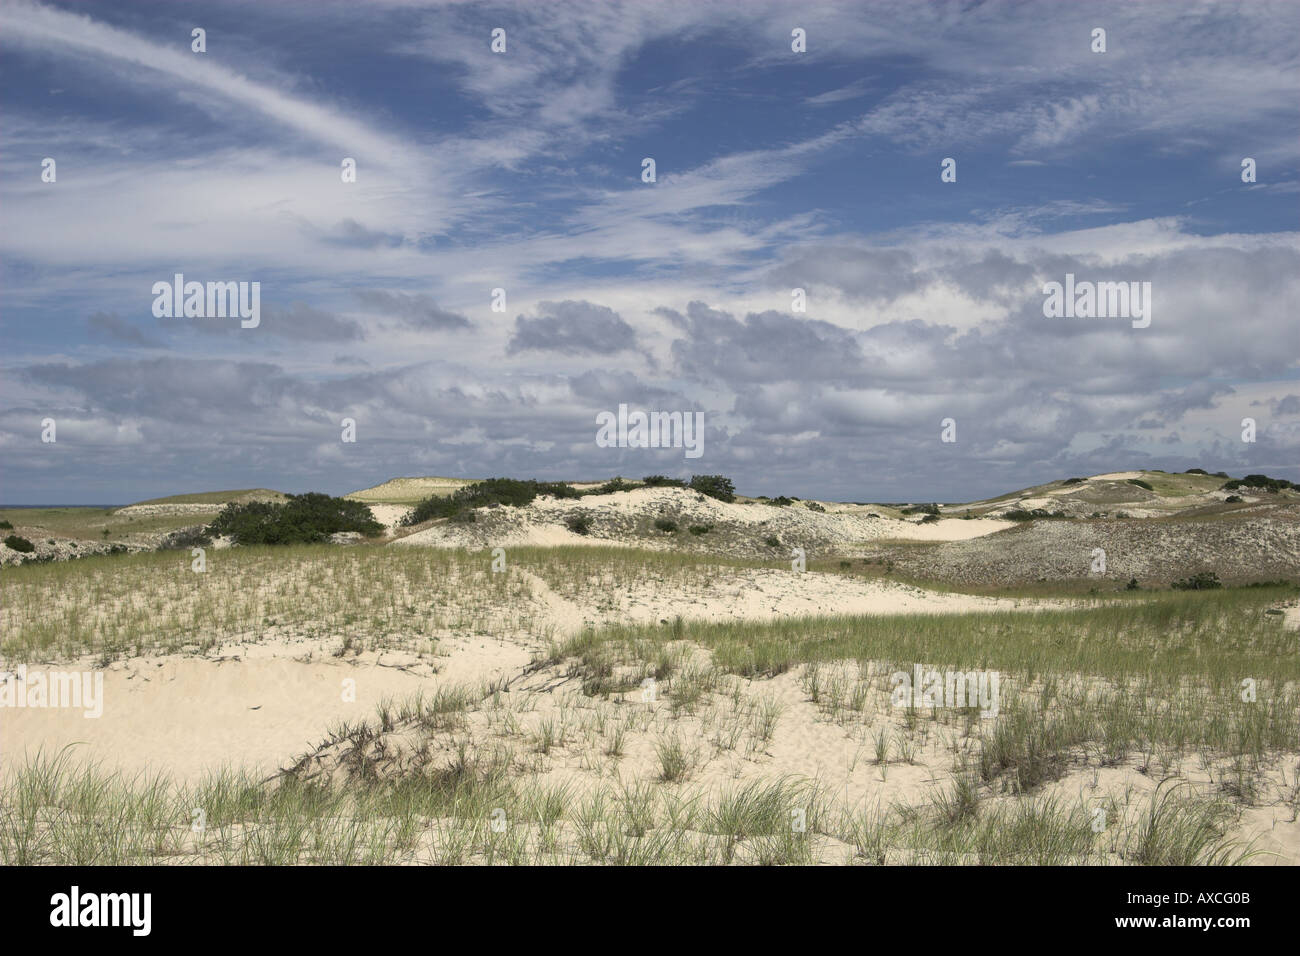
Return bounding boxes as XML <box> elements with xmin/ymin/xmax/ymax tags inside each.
<box><xmin>1062</xmin><ymin>477</ymin><xmax>1085</xmax><ymax>485</ymax></box>
<box><xmin>162</xmin><ymin>527</ymin><xmax>212</xmax><ymax>550</ymax></box>
<box><xmin>642</xmin><ymin>475</ymin><xmax>687</xmax><ymax>488</ymax></box>
<box><xmin>1184</xmin><ymin>468</ymin><xmax>1208</xmax><ymax>475</ymax></box>
<box><xmin>207</xmin><ymin>493</ymin><xmax>382</xmax><ymax>545</ymax></box>
<box><xmin>1004</xmin><ymin>508</ymin><xmax>1069</xmax><ymax>521</ymax></box>
<box><xmin>1224</xmin><ymin>495</ymin><xmax>1243</xmax><ymax>503</ymax></box>
<box><xmin>1222</xmin><ymin>474</ymin><xmax>1296</xmax><ymax>492</ymax></box>
<box><xmin>805</xmin><ymin>501</ymin><xmax>826</xmax><ymax>513</ymax></box>
<box><xmin>1125</xmin><ymin>578</ymin><xmax>1141</xmax><ymax>590</ymax></box>
<box><xmin>566</xmin><ymin>515</ymin><xmax>591</xmax><ymax>535</ymax></box>
<box><xmin>0</xmin><ymin>520</ymin><xmax>12</xmax><ymax>530</ymax></box>
<box><xmin>1171</xmin><ymin>571</ymin><xmax>1222</xmax><ymax>591</ymax></box>
<box><xmin>764</xmin><ymin>535</ymin><xmax>780</xmax><ymax>548</ymax></box>
<box><xmin>688</xmin><ymin>524</ymin><xmax>712</xmax><ymax>536</ymax></box>
<box><xmin>1127</xmin><ymin>478</ymin><xmax>1154</xmax><ymax>491</ymax></box>
<box><xmin>4</xmin><ymin>534</ymin><xmax>35</xmax><ymax>553</ymax></box>
<box><xmin>590</xmin><ymin>477</ymin><xmax>639</xmax><ymax>495</ymax></box>
<box><xmin>901</xmin><ymin>503</ymin><xmax>940</xmax><ymax>516</ymax></box>
<box><xmin>766</xmin><ymin>496</ymin><xmax>795</xmax><ymax>507</ymax></box>
<box><xmin>653</xmin><ymin>518</ymin><xmax>678</xmax><ymax>532</ymax></box>
<box><xmin>688</xmin><ymin>475</ymin><xmax>735</xmax><ymax>503</ymax></box>
<box><xmin>403</xmin><ymin>478</ymin><xmax>580</xmax><ymax>525</ymax></box>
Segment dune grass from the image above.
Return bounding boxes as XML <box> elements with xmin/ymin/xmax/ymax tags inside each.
<box><xmin>0</xmin><ymin>543</ymin><xmax>532</xmax><ymax>661</ymax></box>
<box><xmin>3</xmin><ymin>544</ymin><xmax>1295</xmax><ymax>866</ymax></box>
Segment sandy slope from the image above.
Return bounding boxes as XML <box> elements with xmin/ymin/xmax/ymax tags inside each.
<box><xmin>393</xmin><ymin>486</ymin><xmax>1013</xmax><ymax>553</ymax></box>
<box><xmin>2</xmin><ymin>636</ymin><xmax>530</xmax><ymax>784</ymax></box>
<box><xmin>1</xmin><ymin>566</ymin><xmax>1052</xmax><ymax>783</ymax></box>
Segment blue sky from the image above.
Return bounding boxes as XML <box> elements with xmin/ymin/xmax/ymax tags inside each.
<box><xmin>1</xmin><ymin>0</ymin><xmax>1298</xmax><ymax>504</ymax></box>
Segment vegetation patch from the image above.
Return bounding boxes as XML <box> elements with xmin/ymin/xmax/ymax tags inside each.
<box><xmin>207</xmin><ymin>493</ymin><xmax>383</xmax><ymax>545</ymax></box>
<box><xmin>1222</xmin><ymin>473</ymin><xmax>1297</xmax><ymax>492</ymax></box>
<box><xmin>688</xmin><ymin>475</ymin><xmax>736</xmax><ymax>503</ymax></box>
<box><xmin>3</xmin><ymin>535</ymin><xmax>35</xmax><ymax>553</ymax></box>
<box><xmin>403</xmin><ymin>478</ymin><xmax>580</xmax><ymax>525</ymax></box>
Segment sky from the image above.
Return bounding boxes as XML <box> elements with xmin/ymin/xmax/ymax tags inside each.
<box><xmin>1</xmin><ymin>0</ymin><xmax>1297</xmax><ymax>504</ymax></box>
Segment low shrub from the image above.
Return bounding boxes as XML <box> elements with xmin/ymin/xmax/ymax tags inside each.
<box><xmin>642</xmin><ymin>475</ymin><xmax>687</xmax><ymax>488</ymax></box>
<box><xmin>589</xmin><ymin>477</ymin><xmax>639</xmax><ymax>495</ymax></box>
<box><xmin>1004</xmin><ymin>508</ymin><xmax>1069</xmax><ymax>521</ymax></box>
<box><xmin>688</xmin><ymin>524</ymin><xmax>713</xmax><ymax>536</ymax></box>
<box><xmin>1222</xmin><ymin>474</ymin><xmax>1297</xmax><ymax>492</ymax></box>
<box><xmin>403</xmin><ymin>478</ymin><xmax>580</xmax><ymax>525</ymax></box>
<box><xmin>4</xmin><ymin>534</ymin><xmax>35</xmax><ymax>553</ymax></box>
<box><xmin>688</xmin><ymin>475</ymin><xmax>735</xmax><ymax>503</ymax></box>
<box><xmin>566</xmin><ymin>515</ymin><xmax>591</xmax><ymax>536</ymax></box>
<box><xmin>764</xmin><ymin>535</ymin><xmax>780</xmax><ymax>548</ymax></box>
<box><xmin>1171</xmin><ymin>571</ymin><xmax>1222</xmax><ymax>591</ymax></box>
<box><xmin>161</xmin><ymin>526</ymin><xmax>212</xmax><ymax>550</ymax></box>
<box><xmin>1127</xmin><ymin>478</ymin><xmax>1154</xmax><ymax>491</ymax></box>
<box><xmin>207</xmin><ymin>493</ymin><xmax>383</xmax><ymax>545</ymax></box>
<box><xmin>0</xmin><ymin>519</ymin><xmax>12</xmax><ymax>529</ymax></box>
<box><xmin>654</xmin><ymin>518</ymin><xmax>678</xmax><ymax>533</ymax></box>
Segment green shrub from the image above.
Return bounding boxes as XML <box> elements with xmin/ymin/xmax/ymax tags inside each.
<box><xmin>1184</xmin><ymin>468</ymin><xmax>1208</xmax><ymax>475</ymax></box>
<box><xmin>566</xmin><ymin>515</ymin><xmax>591</xmax><ymax>536</ymax></box>
<box><xmin>0</xmin><ymin>520</ymin><xmax>12</xmax><ymax>530</ymax></box>
<box><xmin>901</xmin><ymin>502</ymin><xmax>940</xmax><ymax>516</ymax></box>
<box><xmin>764</xmin><ymin>536</ymin><xmax>780</xmax><ymax>548</ymax></box>
<box><xmin>766</xmin><ymin>496</ymin><xmax>794</xmax><ymax>507</ymax></box>
<box><xmin>688</xmin><ymin>524</ymin><xmax>713</xmax><ymax>536</ymax></box>
<box><xmin>1224</xmin><ymin>495</ymin><xmax>1243</xmax><ymax>503</ymax></box>
<box><xmin>4</xmin><ymin>534</ymin><xmax>35</xmax><ymax>553</ymax></box>
<box><xmin>162</xmin><ymin>526</ymin><xmax>212</xmax><ymax>550</ymax></box>
<box><xmin>805</xmin><ymin>501</ymin><xmax>826</xmax><ymax>513</ymax></box>
<box><xmin>1127</xmin><ymin>478</ymin><xmax>1154</xmax><ymax>491</ymax></box>
<box><xmin>403</xmin><ymin>478</ymin><xmax>580</xmax><ymax>525</ymax></box>
<box><xmin>1171</xmin><ymin>571</ymin><xmax>1222</xmax><ymax>591</ymax></box>
<box><xmin>642</xmin><ymin>475</ymin><xmax>687</xmax><ymax>488</ymax></box>
<box><xmin>920</xmin><ymin>514</ymin><xmax>940</xmax><ymax>523</ymax></box>
<box><xmin>1062</xmin><ymin>477</ymin><xmax>1085</xmax><ymax>485</ymax></box>
<box><xmin>654</xmin><ymin>518</ymin><xmax>678</xmax><ymax>532</ymax></box>
<box><xmin>590</xmin><ymin>477</ymin><xmax>639</xmax><ymax>495</ymax></box>
<box><xmin>1126</xmin><ymin>578</ymin><xmax>1141</xmax><ymax>591</ymax></box>
<box><xmin>688</xmin><ymin>475</ymin><xmax>735</xmax><ymax>503</ymax></box>
<box><xmin>1004</xmin><ymin>508</ymin><xmax>1069</xmax><ymax>521</ymax></box>
<box><xmin>1222</xmin><ymin>474</ymin><xmax>1296</xmax><ymax>492</ymax></box>
<box><xmin>206</xmin><ymin>493</ymin><xmax>382</xmax><ymax>545</ymax></box>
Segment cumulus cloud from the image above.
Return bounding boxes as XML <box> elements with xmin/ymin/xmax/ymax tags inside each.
<box><xmin>507</xmin><ymin>301</ymin><xmax>637</xmax><ymax>355</ymax></box>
